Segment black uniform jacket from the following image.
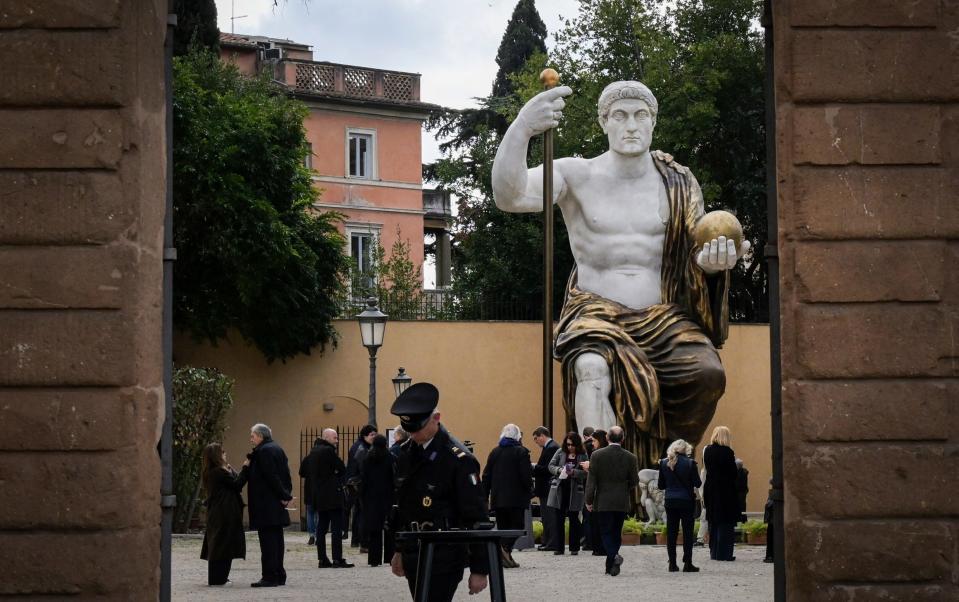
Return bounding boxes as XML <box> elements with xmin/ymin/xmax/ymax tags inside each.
<box><xmin>244</xmin><ymin>439</ymin><xmax>293</xmax><ymax>529</ymax></box>
<box><xmin>393</xmin><ymin>426</ymin><xmax>490</xmax><ymax>575</ymax></box>
<box><xmin>299</xmin><ymin>439</ymin><xmax>346</xmax><ymax>511</ymax></box>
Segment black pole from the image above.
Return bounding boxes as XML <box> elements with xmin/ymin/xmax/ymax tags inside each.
<box><xmin>762</xmin><ymin>1</ymin><xmax>786</xmax><ymax>600</ymax></box>
<box><xmin>160</xmin><ymin>8</ymin><xmax>177</xmax><ymax>602</ymax></box>
<box><xmin>368</xmin><ymin>350</ymin><xmax>378</xmax><ymax>428</ymax></box>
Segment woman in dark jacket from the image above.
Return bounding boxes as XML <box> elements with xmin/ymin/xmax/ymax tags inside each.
<box><xmin>703</xmin><ymin>426</ymin><xmax>739</xmax><ymax>561</ymax></box>
<box><xmin>200</xmin><ymin>443</ymin><xmax>246</xmax><ymax>586</ymax></box>
<box><xmin>360</xmin><ymin>434</ymin><xmax>395</xmax><ymax>567</ymax></box>
<box><xmin>482</xmin><ymin>424</ymin><xmax>533</xmax><ymax>568</ymax></box>
<box><xmin>546</xmin><ymin>432</ymin><xmax>589</xmax><ymax>555</ymax></box>
<box><xmin>658</xmin><ymin>439</ymin><xmax>702</xmax><ymax>572</ymax></box>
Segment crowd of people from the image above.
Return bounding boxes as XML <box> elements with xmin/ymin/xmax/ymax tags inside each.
<box><xmin>198</xmin><ymin>411</ymin><xmax>761</xmax><ymax>593</ymax></box>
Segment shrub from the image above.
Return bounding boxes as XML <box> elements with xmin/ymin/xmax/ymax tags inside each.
<box><xmin>532</xmin><ymin>519</ymin><xmax>544</xmax><ymax>542</ymax></box>
<box><xmin>172</xmin><ymin>366</ymin><xmax>235</xmax><ymax>532</ymax></box>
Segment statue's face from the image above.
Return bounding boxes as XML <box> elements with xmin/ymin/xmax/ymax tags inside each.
<box><xmin>602</xmin><ymin>98</ymin><xmax>654</xmax><ymax>157</ymax></box>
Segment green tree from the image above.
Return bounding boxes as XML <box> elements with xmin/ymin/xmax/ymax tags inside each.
<box><xmin>172</xmin><ymin>366</ymin><xmax>234</xmax><ymax>533</ymax></box>
<box><xmin>173</xmin><ymin>49</ymin><xmax>349</xmax><ymax>362</ymax></box>
<box><xmin>426</xmin><ymin>0</ymin><xmax>558</xmax><ymax>317</ymax></box>
<box><xmin>492</xmin><ymin>0</ymin><xmax>548</xmax><ymax>99</ymax></box>
<box><xmin>173</xmin><ymin>0</ymin><xmax>219</xmax><ymax>56</ymax></box>
<box><xmin>347</xmin><ymin>227</ymin><xmax>425</xmax><ymax>319</ymax></box>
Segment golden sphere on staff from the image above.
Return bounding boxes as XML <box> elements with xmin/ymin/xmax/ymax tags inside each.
<box><xmin>539</xmin><ymin>68</ymin><xmax>560</xmax><ymax>89</ymax></box>
<box><xmin>693</xmin><ymin>210</ymin><xmax>744</xmax><ymax>249</ymax></box>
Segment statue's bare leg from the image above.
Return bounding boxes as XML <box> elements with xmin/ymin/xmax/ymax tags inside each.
<box><xmin>573</xmin><ymin>352</ymin><xmax>617</xmax><ymax>431</ymax></box>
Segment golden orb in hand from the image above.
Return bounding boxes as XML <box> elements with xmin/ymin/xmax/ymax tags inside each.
<box><xmin>693</xmin><ymin>210</ymin><xmax>744</xmax><ymax>249</ymax></box>
<box><xmin>539</xmin><ymin>68</ymin><xmax>560</xmax><ymax>89</ymax></box>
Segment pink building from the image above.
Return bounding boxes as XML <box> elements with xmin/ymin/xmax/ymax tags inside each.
<box><xmin>219</xmin><ymin>33</ymin><xmax>452</xmax><ymax>293</ymax></box>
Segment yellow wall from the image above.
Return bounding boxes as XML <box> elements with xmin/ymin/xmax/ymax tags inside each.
<box><xmin>175</xmin><ymin>322</ymin><xmax>771</xmax><ymax>514</ymax></box>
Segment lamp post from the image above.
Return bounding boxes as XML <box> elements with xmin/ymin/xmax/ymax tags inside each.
<box><xmin>392</xmin><ymin>367</ymin><xmax>412</xmax><ymax>398</ymax></box>
<box><xmin>356</xmin><ymin>297</ymin><xmax>387</xmax><ymax>427</ymax></box>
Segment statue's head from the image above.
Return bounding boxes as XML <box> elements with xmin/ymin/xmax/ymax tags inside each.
<box><xmin>597</xmin><ymin>81</ymin><xmax>658</xmax><ymax>157</ymax></box>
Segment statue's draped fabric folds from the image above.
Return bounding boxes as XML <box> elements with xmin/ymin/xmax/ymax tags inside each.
<box><xmin>555</xmin><ymin>153</ymin><xmax>729</xmax><ymax>470</ymax></box>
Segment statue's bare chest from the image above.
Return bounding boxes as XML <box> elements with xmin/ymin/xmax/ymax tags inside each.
<box><xmin>566</xmin><ymin>173</ymin><xmax>669</xmax><ymax>238</ymax></box>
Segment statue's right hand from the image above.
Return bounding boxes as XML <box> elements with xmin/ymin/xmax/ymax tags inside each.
<box><xmin>516</xmin><ymin>86</ymin><xmax>573</xmax><ymax>136</ymax></box>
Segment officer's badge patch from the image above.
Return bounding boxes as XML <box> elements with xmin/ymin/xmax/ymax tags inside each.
<box><xmin>469</xmin><ymin>474</ymin><xmax>478</xmax><ymax>486</ymax></box>
<box><xmin>422</xmin><ymin>496</ymin><xmax>432</xmax><ymax>508</ymax></box>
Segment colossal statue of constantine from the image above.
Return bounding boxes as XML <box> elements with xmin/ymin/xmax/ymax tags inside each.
<box><xmin>492</xmin><ymin>81</ymin><xmax>749</xmax><ymax>468</ymax></box>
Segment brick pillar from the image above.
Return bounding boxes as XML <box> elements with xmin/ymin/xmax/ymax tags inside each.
<box><xmin>775</xmin><ymin>1</ymin><xmax>959</xmax><ymax>599</ymax></box>
<box><xmin>0</xmin><ymin>1</ymin><xmax>167</xmax><ymax>597</ymax></box>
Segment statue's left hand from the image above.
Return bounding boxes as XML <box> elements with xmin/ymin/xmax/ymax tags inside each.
<box><xmin>696</xmin><ymin>236</ymin><xmax>751</xmax><ymax>273</ymax></box>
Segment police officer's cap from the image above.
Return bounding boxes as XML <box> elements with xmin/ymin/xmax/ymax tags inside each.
<box><xmin>390</xmin><ymin>382</ymin><xmax>439</xmax><ymax>433</ymax></box>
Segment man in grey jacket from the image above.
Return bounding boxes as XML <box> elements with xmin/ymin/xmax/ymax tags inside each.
<box><xmin>585</xmin><ymin>426</ymin><xmax>639</xmax><ymax>576</ymax></box>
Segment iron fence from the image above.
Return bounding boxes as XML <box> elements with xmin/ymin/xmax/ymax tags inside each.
<box><xmin>337</xmin><ymin>291</ymin><xmax>769</xmax><ymax>323</ymax></box>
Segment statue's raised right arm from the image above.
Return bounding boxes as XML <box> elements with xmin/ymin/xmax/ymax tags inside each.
<box><xmin>491</xmin><ymin>86</ymin><xmax>573</xmax><ymax>213</ymax></box>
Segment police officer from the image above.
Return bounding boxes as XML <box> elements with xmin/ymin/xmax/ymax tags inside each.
<box><xmin>389</xmin><ymin>383</ymin><xmax>489</xmax><ymax>601</ymax></box>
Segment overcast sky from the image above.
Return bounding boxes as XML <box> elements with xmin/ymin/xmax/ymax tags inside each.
<box><xmin>215</xmin><ymin>0</ymin><xmax>581</xmax><ymax>163</ymax></box>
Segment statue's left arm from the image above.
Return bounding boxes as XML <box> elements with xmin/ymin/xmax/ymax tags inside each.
<box><xmin>683</xmin><ymin>171</ymin><xmax>742</xmax><ymax>346</ymax></box>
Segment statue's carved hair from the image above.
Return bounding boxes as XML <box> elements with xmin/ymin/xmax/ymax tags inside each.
<box><xmin>597</xmin><ymin>81</ymin><xmax>658</xmax><ymax>122</ymax></box>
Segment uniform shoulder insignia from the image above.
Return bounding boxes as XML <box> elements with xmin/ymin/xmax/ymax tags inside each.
<box><xmin>451</xmin><ymin>445</ymin><xmax>466</xmax><ymax>459</ymax></box>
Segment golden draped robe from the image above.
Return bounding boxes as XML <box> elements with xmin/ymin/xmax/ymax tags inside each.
<box><xmin>554</xmin><ymin>151</ymin><xmax>730</xmax><ymax>470</ymax></box>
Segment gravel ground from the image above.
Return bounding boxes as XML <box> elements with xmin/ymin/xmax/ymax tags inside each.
<box><xmin>173</xmin><ymin>532</ymin><xmax>773</xmax><ymax>601</ymax></box>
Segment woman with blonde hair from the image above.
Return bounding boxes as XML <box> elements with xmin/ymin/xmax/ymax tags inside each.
<box><xmin>702</xmin><ymin>426</ymin><xmax>739</xmax><ymax>561</ymax></box>
<box><xmin>658</xmin><ymin>439</ymin><xmax>702</xmax><ymax>572</ymax></box>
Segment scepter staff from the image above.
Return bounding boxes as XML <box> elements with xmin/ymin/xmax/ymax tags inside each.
<box><xmin>540</xmin><ymin>68</ymin><xmax>559</xmax><ymax>432</ymax></box>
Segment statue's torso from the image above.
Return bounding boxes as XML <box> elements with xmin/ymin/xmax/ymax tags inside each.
<box><xmin>559</xmin><ymin>155</ymin><xmax>668</xmax><ymax>309</ymax></box>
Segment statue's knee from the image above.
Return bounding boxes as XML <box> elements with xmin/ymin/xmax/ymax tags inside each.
<box><xmin>574</xmin><ymin>353</ymin><xmax>609</xmax><ymax>383</ymax></box>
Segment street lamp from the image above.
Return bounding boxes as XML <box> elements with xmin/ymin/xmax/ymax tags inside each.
<box><xmin>356</xmin><ymin>297</ymin><xmax>387</xmax><ymax>427</ymax></box>
<box><xmin>392</xmin><ymin>367</ymin><xmax>412</xmax><ymax>398</ymax></box>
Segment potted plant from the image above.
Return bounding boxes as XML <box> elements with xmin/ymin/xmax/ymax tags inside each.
<box><xmin>745</xmin><ymin>520</ymin><xmax>767</xmax><ymax>545</ymax></box>
<box><xmin>640</xmin><ymin>523</ymin><xmax>663</xmax><ymax>545</ymax></box>
<box><xmin>532</xmin><ymin>520</ymin><xmax>544</xmax><ymax>544</ymax></box>
<box><xmin>654</xmin><ymin>523</ymin><xmax>668</xmax><ymax>545</ymax></box>
<box><xmin>621</xmin><ymin>516</ymin><xmax>643</xmax><ymax>545</ymax></box>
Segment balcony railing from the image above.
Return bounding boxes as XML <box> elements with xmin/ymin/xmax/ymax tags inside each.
<box><xmin>282</xmin><ymin>60</ymin><xmax>421</xmax><ymax>103</ymax></box>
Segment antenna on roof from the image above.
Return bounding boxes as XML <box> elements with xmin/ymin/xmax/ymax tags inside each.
<box><xmin>231</xmin><ymin>0</ymin><xmax>248</xmax><ymax>34</ymax></box>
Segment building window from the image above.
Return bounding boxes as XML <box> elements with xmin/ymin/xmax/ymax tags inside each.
<box><xmin>347</xmin><ymin>129</ymin><xmax>375</xmax><ymax>178</ymax></box>
<box><xmin>304</xmin><ymin>142</ymin><xmax>313</xmax><ymax>170</ymax></box>
<box><xmin>347</xmin><ymin>225</ymin><xmax>380</xmax><ymax>296</ymax></box>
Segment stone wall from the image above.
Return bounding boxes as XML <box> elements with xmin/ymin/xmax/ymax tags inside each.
<box><xmin>0</xmin><ymin>1</ymin><xmax>167</xmax><ymax>597</ymax></box>
<box><xmin>176</xmin><ymin>322</ymin><xmax>772</xmax><ymax>514</ymax></box>
<box><xmin>775</xmin><ymin>1</ymin><xmax>959</xmax><ymax>599</ymax></box>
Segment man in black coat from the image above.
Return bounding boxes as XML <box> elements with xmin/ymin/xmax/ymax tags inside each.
<box><xmin>242</xmin><ymin>423</ymin><xmax>293</xmax><ymax>588</ymax></box>
<box><xmin>300</xmin><ymin>428</ymin><xmax>354</xmax><ymax>568</ymax></box>
<box><xmin>585</xmin><ymin>426</ymin><xmax>639</xmax><ymax>576</ymax></box>
<box><xmin>346</xmin><ymin>424</ymin><xmax>377</xmax><ymax>548</ymax></box>
<box><xmin>390</xmin><ymin>383</ymin><xmax>490</xmax><ymax>601</ymax></box>
<box><xmin>300</xmin><ymin>437</ymin><xmax>321</xmax><ymax>545</ymax></box>
<box><xmin>482</xmin><ymin>423</ymin><xmax>533</xmax><ymax>567</ymax></box>
<box><xmin>531</xmin><ymin>426</ymin><xmax>560</xmax><ymax>551</ymax></box>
